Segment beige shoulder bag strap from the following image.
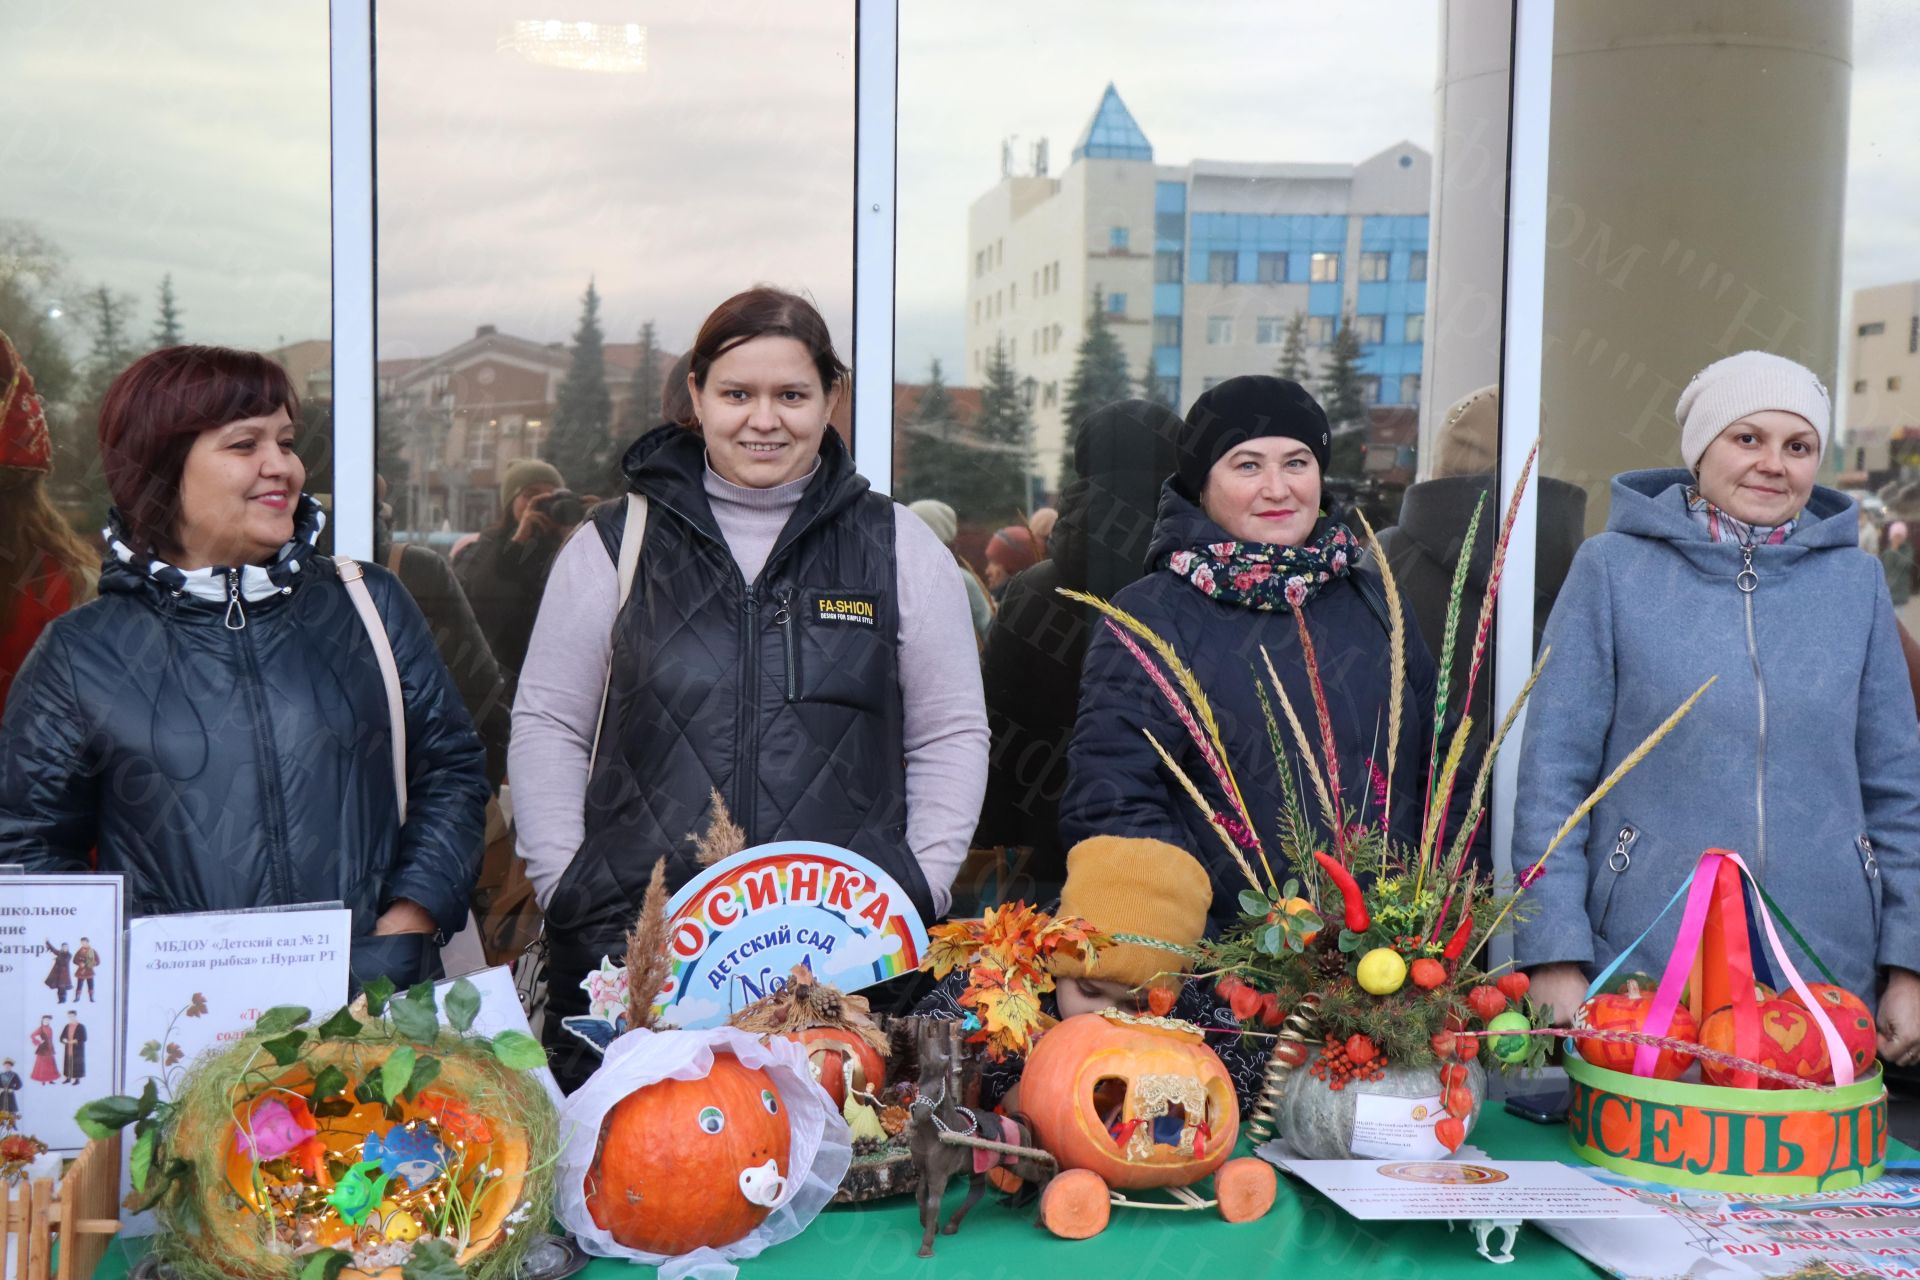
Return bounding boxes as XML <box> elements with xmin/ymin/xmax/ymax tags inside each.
<box><xmin>333</xmin><ymin>556</ymin><xmax>409</xmax><ymax>823</ymax></box>
<box><xmin>589</xmin><ymin>493</ymin><xmax>649</xmax><ymax>774</ymax></box>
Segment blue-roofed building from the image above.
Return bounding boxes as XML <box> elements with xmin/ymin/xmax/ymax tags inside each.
<box><xmin>966</xmin><ymin>86</ymin><xmax>1432</xmax><ymax>489</ymax></box>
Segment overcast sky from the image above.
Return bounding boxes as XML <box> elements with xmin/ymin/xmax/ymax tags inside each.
<box><xmin>2</xmin><ymin>2</ymin><xmax>1915</xmax><ymax>391</ymax></box>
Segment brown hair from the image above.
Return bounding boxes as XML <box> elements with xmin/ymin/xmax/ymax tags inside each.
<box><xmin>97</xmin><ymin>346</ymin><xmax>299</xmax><ymax>557</ymax></box>
<box><xmin>684</xmin><ymin>287</ymin><xmax>847</xmax><ymax>429</ymax></box>
<box><xmin>661</xmin><ymin>350</ymin><xmax>696</xmax><ymax>427</ymax></box>
<box><xmin>0</xmin><ymin>470</ymin><xmax>96</xmax><ymax>632</ymax></box>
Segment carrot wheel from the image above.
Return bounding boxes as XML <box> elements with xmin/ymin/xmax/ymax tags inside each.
<box><xmin>1215</xmin><ymin>1157</ymin><xmax>1278</xmax><ymax>1223</ymax></box>
<box><xmin>1039</xmin><ymin>1168</ymin><xmax>1112</xmax><ymax>1239</ymax></box>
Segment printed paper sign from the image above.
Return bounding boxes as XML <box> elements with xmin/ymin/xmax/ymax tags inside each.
<box><xmin>0</xmin><ymin>874</ymin><xmax>124</xmax><ymax>1156</ymax></box>
<box><xmin>1258</xmin><ymin>1149</ymin><xmax>1662</xmax><ymax>1221</ymax></box>
<box><xmin>563</xmin><ymin>841</ymin><xmax>930</xmax><ymax>1050</ymax></box>
<box><xmin>118</xmin><ymin>907</ymin><xmax>351</xmax><ymax>1236</ymax></box>
<box><xmin>1350</xmin><ymin>1091</ymin><xmax>1449</xmax><ymax>1160</ymax></box>
<box><xmin>1538</xmin><ymin>1162</ymin><xmax>1920</xmax><ymax>1278</ymax></box>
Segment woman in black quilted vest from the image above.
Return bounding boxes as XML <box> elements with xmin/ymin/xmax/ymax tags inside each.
<box><xmin>512</xmin><ymin>288</ymin><xmax>988</xmax><ymax>1089</ymax></box>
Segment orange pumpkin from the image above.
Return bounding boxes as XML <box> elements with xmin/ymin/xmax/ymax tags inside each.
<box><xmin>1019</xmin><ymin>1011</ymin><xmax>1238</xmax><ymax>1191</ymax></box>
<box><xmin>790</xmin><ymin>1027</ymin><xmax>885</xmax><ymax>1108</ymax></box>
<box><xmin>1700</xmin><ymin>1000</ymin><xmax>1831</xmax><ymax>1089</ymax></box>
<box><xmin>1577</xmin><ymin>989</ymin><xmax>1698</xmax><ymax>1080</ymax></box>
<box><xmin>1780</xmin><ymin>983</ymin><xmax>1877</xmax><ymax>1077</ymax></box>
<box><xmin>587</xmin><ymin>1052</ymin><xmax>793</xmax><ymax>1255</ymax></box>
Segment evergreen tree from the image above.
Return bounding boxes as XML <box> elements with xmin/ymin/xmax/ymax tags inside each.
<box><xmin>546</xmin><ymin>279</ymin><xmax>616</xmax><ymax>493</ymax></box>
<box><xmin>1061</xmin><ymin>289</ymin><xmax>1133</xmax><ymax>477</ymax></box>
<box><xmin>617</xmin><ymin>320</ymin><xmax>664</xmax><ymax>435</ymax></box>
<box><xmin>79</xmin><ymin>285</ymin><xmax>137</xmax><ymax>402</ymax></box>
<box><xmin>1274</xmin><ymin>312</ymin><xmax>1309</xmax><ymax>383</ymax></box>
<box><xmin>896</xmin><ymin>357</ymin><xmax>959</xmax><ymax>504</ymax></box>
<box><xmin>152</xmin><ymin>273</ymin><xmax>184</xmax><ymax>347</ymax></box>
<box><xmin>960</xmin><ymin>340</ymin><xmax>1034</xmax><ymax>525</ymax></box>
<box><xmin>1319</xmin><ymin>311</ymin><xmax>1370</xmax><ymax>478</ymax></box>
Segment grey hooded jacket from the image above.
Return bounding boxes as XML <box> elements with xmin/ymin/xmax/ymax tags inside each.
<box><xmin>1512</xmin><ymin>469</ymin><xmax>1920</xmax><ymax>1007</ymax></box>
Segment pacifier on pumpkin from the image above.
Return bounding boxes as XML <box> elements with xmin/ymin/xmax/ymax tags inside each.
<box><xmin>738</xmin><ymin>1159</ymin><xmax>784</xmax><ymax>1207</ymax></box>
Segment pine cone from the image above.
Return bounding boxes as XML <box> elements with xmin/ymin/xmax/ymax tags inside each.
<box><xmin>1313</xmin><ymin>948</ymin><xmax>1348</xmax><ymax>983</ymax></box>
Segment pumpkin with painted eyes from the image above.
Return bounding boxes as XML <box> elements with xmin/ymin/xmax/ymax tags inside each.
<box><xmin>1019</xmin><ymin>1011</ymin><xmax>1240</xmax><ymax>1191</ymax></box>
<box><xmin>585</xmin><ymin>1051</ymin><xmax>793</xmax><ymax>1255</ymax></box>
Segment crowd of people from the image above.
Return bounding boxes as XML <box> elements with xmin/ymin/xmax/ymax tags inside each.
<box><xmin>2</xmin><ymin>288</ymin><xmax>1917</xmax><ymax>1094</ymax></box>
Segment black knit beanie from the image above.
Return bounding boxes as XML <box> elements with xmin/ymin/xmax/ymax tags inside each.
<box><xmin>1176</xmin><ymin>375</ymin><xmax>1331</xmax><ymax>500</ymax></box>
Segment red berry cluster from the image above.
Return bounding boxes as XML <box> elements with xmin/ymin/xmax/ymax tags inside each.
<box><xmin>1309</xmin><ymin>1034</ymin><xmax>1384</xmax><ymax>1090</ymax></box>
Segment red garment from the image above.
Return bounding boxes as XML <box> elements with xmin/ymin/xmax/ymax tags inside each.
<box><xmin>1</xmin><ymin>555</ymin><xmax>72</xmax><ymax>712</ymax></box>
<box><xmin>0</xmin><ymin>329</ymin><xmax>51</xmax><ymax>473</ymax></box>
<box><xmin>28</xmin><ymin>1025</ymin><xmax>57</xmax><ymax>1084</ymax></box>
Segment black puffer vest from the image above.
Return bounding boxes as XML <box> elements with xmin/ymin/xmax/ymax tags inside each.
<box><xmin>543</xmin><ymin>427</ymin><xmax>929</xmax><ymax>1061</ymax></box>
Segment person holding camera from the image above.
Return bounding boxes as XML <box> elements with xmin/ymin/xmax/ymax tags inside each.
<box><xmin>456</xmin><ymin>459</ymin><xmax>583</xmax><ymax>686</ymax></box>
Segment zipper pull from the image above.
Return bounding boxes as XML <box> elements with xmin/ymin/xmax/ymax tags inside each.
<box><xmin>223</xmin><ymin>568</ymin><xmax>247</xmax><ymax>631</ymax></box>
<box><xmin>1737</xmin><ymin>544</ymin><xmax>1758</xmax><ymax>594</ymax></box>
<box><xmin>1859</xmin><ymin>834</ymin><xmax>1879</xmax><ymax>879</ymax></box>
<box><xmin>1608</xmin><ymin>826</ymin><xmax>1636</xmax><ymax>872</ymax></box>
<box><xmin>772</xmin><ymin>589</ymin><xmax>791</xmax><ymax>627</ymax></box>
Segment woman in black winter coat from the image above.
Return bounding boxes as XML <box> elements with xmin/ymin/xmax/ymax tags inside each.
<box><xmin>0</xmin><ymin>346</ymin><xmax>488</xmax><ymax>991</ymax></box>
<box><xmin>976</xmin><ymin>398</ymin><xmax>1180</xmax><ymax>897</ymax></box>
<box><xmin>1059</xmin><ymin>376</ymin><xmax>1441</xmax><ymax>926</ymax></box>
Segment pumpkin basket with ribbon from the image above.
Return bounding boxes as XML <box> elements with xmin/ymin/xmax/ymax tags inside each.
<box><xmin>1563</xmin><ymin>848</ymin><xmax>1886</xmax><ymax>1193</ymax></box>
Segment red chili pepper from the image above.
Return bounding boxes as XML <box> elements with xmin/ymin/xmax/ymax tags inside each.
<box><xmin>1312</xmin><ymin>849</ymin><xmax>1370</xmax><ymax>933</ymax></box>
<box><xmin>1442</xmin><ymin>913</ymin><xmax>1475</xmax><ymax>961</ymax></box>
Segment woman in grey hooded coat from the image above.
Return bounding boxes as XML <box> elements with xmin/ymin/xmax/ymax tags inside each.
<box><xmin>1516</xmin><ymin>351</ymin><xmax>1920</xmax><ymax>1067</ymax></box>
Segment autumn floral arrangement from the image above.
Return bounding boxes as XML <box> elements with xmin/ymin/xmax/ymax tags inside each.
<box><xmin>75</xmin><ymin>978</ymin><xmax>558</xmax><ymax>1280</ymax></box>
<box><xmin>920</xmin><ymin>901</ymin><xmax>1111</xmax><ymax>1062</ymax></box>
<box><xmin>1066</xmin><ymin>446</ymin><xmax>1709</xmax><ymax>1151</ymax></box>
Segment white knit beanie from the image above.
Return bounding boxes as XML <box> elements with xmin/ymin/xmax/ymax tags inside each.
<box><xmin>1675</xmin><ymin>351</ymin><xmax>1831</xmax><ymax>472</ymax></box>
<box><xmin>907</xmin><ymin>498</ymin><xmax>958</xmax><ymax>545</ymax></box>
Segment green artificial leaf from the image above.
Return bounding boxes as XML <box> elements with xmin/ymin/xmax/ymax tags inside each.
<box><xmin>75</xmin><ymin>1095</ymin><xmax>145</xmax><ymax>1139</ymax></box>
<box><xmin>379</xmin><ymin>1047</ymin><xmax>417</xmax><ymax>1104</ymax></box>
<box><xmin>312</xmin><ymin>1065</ymin><xmax>349</xmax><ymax>1103</ymax></box>
<box><xmin>135</xmin><ymin>1078</ymin><xmax>159</xmax><ymax>1120</ymax></box>
<box><xmin>317</xmin><ymin>1007</ymin><xmax>363</xmax><ymax>1041</ymax></box>
<box><xmin>489</xmin><ymin>1031</ymin><xmax>547</xmax><ymax>1071</ymax></box>
<box><xmin>138</xmin><ymin>1040</ymin><xmax>162</xmax><ymax>1064</ymax></box>
<box><xmin>1238</xmin><ymin>889</ymin><xmax>1270</xmax><ymax>919</ymax></box>
<box><xmin>1337</xmin><ymin>928</ymin><xmax>1365</xmax><ymax>954</ymax></box>
<box><xmin>390</xmin><ymin>983</ymin><xmax>439</xmax><ymax>1044</ymax></box>
<box><xmin>362</xmin><ymin>976</ymin><xmax>396</xmax><ymax>1017</ymax></box>
<box><xmin>443</xmin><ymin>977</ymin><xmax>482</xmax><ymax>1034</ymax></box>
<box><xmin>128</xmin><ymin>1157</ymin><xmax>190</xmax><ymax>1212</ymax></box>
<box><xmin>401</xmin><ymin>1239</ymin><xmax>465</xmax><ymax>1280</ymax></box>
<box><xmin>262</xmin><ymin>1031</ymin><xmax>308</xmax><ymax>1067</ymax></box>
<box><xmin>130</xmin><ymin>1126</ymin><xmax>157</xmax><ymax>1193</ymax></box>
<box><xmin>403</xmin><ymin>1056</ymin><xmax>442</xmax><ymax>1102</ymax></box>
<box><xmin>314</xmin><ymin>1095</ymin><xmax>354</xmax><ymax>1119</ymax></box>
<box><xmin>1282</xmin><ymin>877</ymin><xmax>1300</xmax><ymax>899</ymax></box>
<box><xmin>300</xmin><ymin>1249</ymin><xmax>353</xmax><ymax>1280</ymax></box>
<box><xmin>1260</xmin><ymin>924</ymin><xmax>1282</xmax><ymax>956</ymax></box>
<box><xmin>254</xmin><ymin>1006</ymin><xmax>310</xmax><ymax>1036</ymax></box>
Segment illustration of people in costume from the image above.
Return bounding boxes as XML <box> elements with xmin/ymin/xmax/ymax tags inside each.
<box><xmin>28</xmin><ymin>1016</ymin><xmax>57</xmax><ymax>1084</ymax></box>
<box><xmin>72</xmin><ymin>937</ymin><xmax>99</xmax><ymax>1002</ymax></box>
<box><xmin>42</xmin><ymin>940</ymin><xmax>71</xmax><ymax>1003</ymax></box>
<box><xmin>59</xmin><ymin>1012</ymin><xmax>85</xmax><ymax>1085</ymax></box>
<box><xmin>0</xmin><ymin>1058</ymin><xmax>20</xmax><ymax>1117</ymax></box>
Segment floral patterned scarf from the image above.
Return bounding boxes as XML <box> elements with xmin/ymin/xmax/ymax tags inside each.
<box><xmin>1684</xmin><ymin>486</ymin><xmax>1796</xmax><ymax>547</ymax></box>
<box><xmin>1163</xmin><ymin>521</ymin><xmax>1357</xmax><ymax>611</ymax></box>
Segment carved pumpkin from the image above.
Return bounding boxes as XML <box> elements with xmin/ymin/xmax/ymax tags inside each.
<box><xmin>1019</xmin><ymin>1011</ymin><xmax>1238</xmax><ymax>1191</ymax></box>
<box><xmin>586</xmin><ymin>1051</ymin><xmax>793</xmax><ymax>1255</ymax></box>
<box><xmin>1577</xmin><ymin>988</ymin><xmax>1698</xmax><ymax>1080</ymax></box>
<box><xmin>1781</xmin><ymin>983</ymin><xmax>1877</xmax><ymax>1078</ymax></box>
<box><xmin>791</xmin><ymin>1027</ymin><xmax>886</xmax><ymax>1108</ymax></box>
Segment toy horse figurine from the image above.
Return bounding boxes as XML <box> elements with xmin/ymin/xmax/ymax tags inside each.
<box><xmin>905</xmin><ymin>1017</ymin><xmax>1052</xmax><ymax>1258</ymax></box>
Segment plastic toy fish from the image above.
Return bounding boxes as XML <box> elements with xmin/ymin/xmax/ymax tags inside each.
<box><xmin>234</xmin><ymin>1098</ymin><xmax>317</xmax><ymax>1163</ymax></box>
<box><xmin>363</xmin><ymin>1124</ymin><xmax>449</xmax><ymax>1190</ymax></box>
<box><xmin>416</xmin><ymin>1091</ymin><xmax>492</xmax><ymax>1146</ymax></box>
<box><xmin>325</xmin><ymin>1161</ymin><xmax>389</xmax><ymax>1226</ymax></box>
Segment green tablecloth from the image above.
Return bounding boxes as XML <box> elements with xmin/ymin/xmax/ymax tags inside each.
<box><xmin>91</xmin><ymin>1111</ymin><xmax>1636</xmax><ymax>1280</ymax></box>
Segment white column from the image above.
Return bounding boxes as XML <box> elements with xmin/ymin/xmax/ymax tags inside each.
<box><xmin>329</xmin><ymin>0</ymin><xmax>377</xmax><ymax>559</ymax></box>
<box><xmin>850</xmin><ymin>0</ymin><xmax>898</xmax><ymax>490</ymax></box>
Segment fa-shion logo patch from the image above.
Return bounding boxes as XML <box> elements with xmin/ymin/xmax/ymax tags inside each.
<box><xmin>813</xmin><ymin>593</ymin><xmax>877</xmax><ymax>626</ymax></box>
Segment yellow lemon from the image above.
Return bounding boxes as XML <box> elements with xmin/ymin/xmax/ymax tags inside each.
<box><xmin>1356</xmin><ymin>948</ymin><xmax>1408</xmax><ymax>996</ymax></box>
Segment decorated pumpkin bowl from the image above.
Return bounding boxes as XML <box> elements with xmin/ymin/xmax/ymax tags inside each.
<box><xmin>161</xmin><ymin>1032</ymin><xmax>555</xmax><ymax>1280</ymax></box>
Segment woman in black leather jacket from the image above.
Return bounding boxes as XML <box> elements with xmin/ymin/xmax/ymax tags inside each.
<box><xmin>0</xmin><ymin>345</ymin><xmax>487</xmax><ymax>991</ymax></box>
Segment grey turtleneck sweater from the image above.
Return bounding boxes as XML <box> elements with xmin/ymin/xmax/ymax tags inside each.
<box><xmin>510</xmin><ymin>459</ymin><xmax>987</xmax><ymax>916</ymax></box>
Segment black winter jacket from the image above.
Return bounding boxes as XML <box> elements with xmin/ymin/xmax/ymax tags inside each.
<box><xmin>0</xmin><ymin>501</ymin><xmax>489</xmax><ymax>989</ymax></box>
<box><xmin>1060</xmin><ymin>482</ymin><xmax>1440</xmax><ymax>927</ymax></box>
